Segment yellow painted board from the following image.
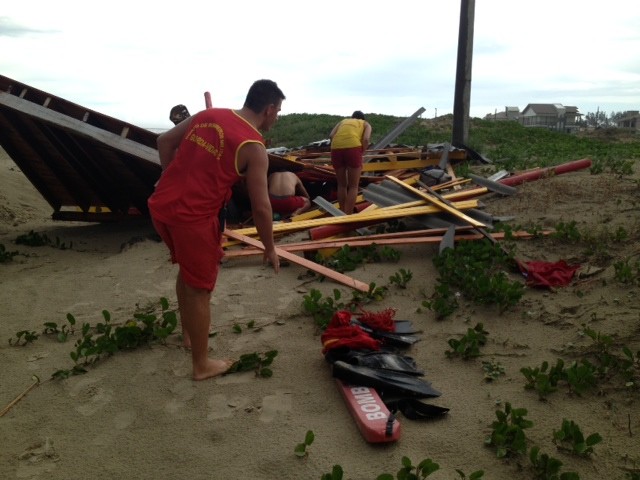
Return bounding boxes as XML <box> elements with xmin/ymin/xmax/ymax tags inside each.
<box><xmin>227</xmin><ymin>200</ymin><xmax>478</xmax><ymax>237</ymax></box>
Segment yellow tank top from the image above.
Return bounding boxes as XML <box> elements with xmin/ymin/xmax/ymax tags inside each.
<box><xmin>331</xmin><ymin>118</ymin><xmax>365</xmax><ymax>149</ymax></box>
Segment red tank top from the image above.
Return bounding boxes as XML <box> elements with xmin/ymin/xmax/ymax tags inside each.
<box><xmin>148</xmin><ymin>108</ymin><xmax>263</xmax><ymax>225</ymax></box>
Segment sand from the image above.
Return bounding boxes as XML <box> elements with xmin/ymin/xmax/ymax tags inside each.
<box><xmin>0</xmin><ymin>147</ymin><xmax>638</xmax><ymax>480</ymax></box>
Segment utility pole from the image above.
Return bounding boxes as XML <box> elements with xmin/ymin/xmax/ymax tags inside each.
<box><xmin>451</xmin><ymin>0</ymin><xmax>475</xmax><ymax>147</ymax></box>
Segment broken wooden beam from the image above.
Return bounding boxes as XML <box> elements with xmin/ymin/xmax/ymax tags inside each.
<box><xmin>223</xmin><ymin>229</ymin><xmax>370</xmax><ymax>292</ymax></box>
<box><xmin>224</xmin><ymin>230</ymin><xmax>549</xmax><ymax>258</ymax></box>
<box><xmin>384</xmin><ymin>175</ymin><xmax>486</xmax><ymax>228</ymax></box>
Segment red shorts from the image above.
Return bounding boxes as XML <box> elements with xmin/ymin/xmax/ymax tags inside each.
<box><xmin>331</xmin><ymin>147</ymin><xmax>363</xmax><ymax>169</ymax></box>
<box><xmin>152</xmin><ymin>217</ymin><xmax>224</xmax><ymax>291</ymax></box>
<box><xmin>269</xmin><ymin>195</ymin><xmax>306</xmax><ymax>214</ymax></box>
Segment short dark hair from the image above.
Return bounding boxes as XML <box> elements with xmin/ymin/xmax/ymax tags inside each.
<box><xmin>169</xmin><ymin>104</ymin><xmax>190</xmax><ymax>124</ymax></box>
<box><xmin>244</xmin><ymin>79</ymin><xmax>286</xmax><ymax>114</ymax></box>
<box><xmin>352</xmin><ymin>110</ymin><xmax>365</xmax><ymax>120</ymax></box>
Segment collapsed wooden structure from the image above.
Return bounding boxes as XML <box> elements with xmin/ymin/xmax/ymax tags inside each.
<box><xmin>0</xmin><ymin>74</ymin><xmax>592</xmax><ymax>290</ymax></box>
<box><xmin>0</xmin><ymin>74</ymin><xmax>160</xmax><ymax>222</ymax></box>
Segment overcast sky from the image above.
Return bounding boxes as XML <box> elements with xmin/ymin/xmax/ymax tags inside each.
<box><xmin>1</xmin><ymin>1</ymin><xmax>638</xmax><ymax>130</ymax></box>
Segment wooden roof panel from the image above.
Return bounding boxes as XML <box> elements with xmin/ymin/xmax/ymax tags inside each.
<box><xmin>0</xmin><ymin>74</ymin><xmax>161</xmax><ymax>222</ymax></box>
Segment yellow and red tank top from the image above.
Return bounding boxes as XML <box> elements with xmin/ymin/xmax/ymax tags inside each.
<box><xmin>148</xmin><ymin>108</ymin><xmax>263</xmax><ymax>225</ymax></box>
<box><xmin>331</xmin><ymin>118</ymin><xmax>366</xmax><ymax>149</ymax></box>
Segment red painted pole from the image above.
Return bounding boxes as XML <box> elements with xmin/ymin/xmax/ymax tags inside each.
<box><xmin>499</xmin><ymin>158</ymin><xmax>592</xmax><ymax>186</ymax></box>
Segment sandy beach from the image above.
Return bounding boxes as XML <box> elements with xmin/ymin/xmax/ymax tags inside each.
<box><xmin>1</xmin><ymin>146</ymin><xmax>639</xmax><ymax>480</ymax></box>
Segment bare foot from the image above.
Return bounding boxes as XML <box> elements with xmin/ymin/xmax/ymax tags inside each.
<box><xmin>192</xmin><ymin>359</ymin><xmax>234</xmax><ymax>381</ymax></box>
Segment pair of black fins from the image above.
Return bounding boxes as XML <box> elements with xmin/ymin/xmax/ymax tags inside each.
<box><xmin>327</xmin><ymin>316</ymin><xmax>449</xmax><ymax>420</ymax></box>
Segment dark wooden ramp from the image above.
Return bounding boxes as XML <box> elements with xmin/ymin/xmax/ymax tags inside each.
<box><xmin>0</xmin><ymin>74</ymin><xmax>162</xmax><ymax>222</ymax></box>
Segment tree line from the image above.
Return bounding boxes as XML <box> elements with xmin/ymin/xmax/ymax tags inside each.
<box><xmin>579</xmin><ymin>110</ymin><xmax>630</xmax><ymax>128</ymax></box>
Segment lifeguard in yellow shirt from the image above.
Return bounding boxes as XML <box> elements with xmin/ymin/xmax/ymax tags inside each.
<box><xmin>329</xmin><ymin>111</ymin><xmax>372</xmax><ymax>214</ymax></box>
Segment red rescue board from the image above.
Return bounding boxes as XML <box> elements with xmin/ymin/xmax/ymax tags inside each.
<box><xmin>335</xmin><ymin>380</ymin><xmax>401</xmax><ymax>443</ymax></box>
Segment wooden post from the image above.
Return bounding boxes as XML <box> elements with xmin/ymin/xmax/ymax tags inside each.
<box><xmin>452</xmin><ymin>0</ymin><xmax>475</xmax><ymax>147</ymax></box>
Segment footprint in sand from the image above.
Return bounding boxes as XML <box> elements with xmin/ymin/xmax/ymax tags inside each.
<box><xmin>206</xmin><ymin>394</ymin><xmax>245</xmax><ymax>420</ymax></box>
<box><xmin>135</xmin><ymin>349</ymin><xmax>166</xmax><ymax>378</ymax></box>
<box><xmin>114</xmin><ymin>410</ymin><xmax>136</xmax><ymax>430</ymax></box>
<box><xmin>65</xmin><ymin>376</ymin><xmax>112</xmax><ymax>417</ymax></box>
<box><xmin>170</xmin><ymin>357</ymin><xmax>191</xmax><ymax>378</ymax></box>
<box><xmin>91</xmin><ymin>410</ymin><xmax>137</xmax><ymax>447</ymax></box>
<box><xmin>164</xmin><ymin>378</ymin><xmax>196</xmax><ymax>416</ymax></box>
<box><xmin>259</xmin><ymin>391</ymin><xmax>293</xmax><ymax>423</ymax></box>
<box><xmin>16</xmin><ymin>437</ymin><xmax>59</xmax><ymax>479</ymax></box>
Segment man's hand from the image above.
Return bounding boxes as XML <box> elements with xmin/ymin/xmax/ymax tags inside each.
<box><xmin>263</xmin><ymin>247</ymin><xmax>280</xmax><ymax>274</ymax></box>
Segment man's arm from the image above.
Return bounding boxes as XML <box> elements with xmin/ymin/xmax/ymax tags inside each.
<box><xmin>241</xmin><ymin>143</ymin><xmax>280</xmax><ymax>273</ymax></box>
<box><xmin>295</xmin><ymin>176</ymin><xmax>310</xmax><ymax>199</ymax></box>
<box><xmin>361</xmin><ymin>121</ymin><xmax>372</xmax><ymax>151</ymax></box>
<box><xmin>157</xmin><ymin>118</ymin><xmax>192</xmax><ymax>170</ymax></box>
<box><xmin>329</xmin><ymin>120</ymin><xmax>341</xmax><ymax>141</ymax></box>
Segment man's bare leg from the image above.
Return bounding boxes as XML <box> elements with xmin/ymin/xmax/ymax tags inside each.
<box><xmin>177</xmin><ymin>273</ymin><xmax>233</xmax><ymax>381</ymax></box>
<box><xmin>344</xmin><ymin>166</ymin><xmax>362</xmax><ymax>215</ymax></box>
<box><xmin>176</xmin><ymin>275</ymin><xmax>191</xmax><ymax>348</ymax></box>
<box><xmin>335</xmin><ymin>167</ymin><xmax>347</xmax><ymax>213</ymax></box>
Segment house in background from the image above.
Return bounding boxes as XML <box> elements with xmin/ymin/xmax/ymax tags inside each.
<box><xmin>484</xmin><ymin>106</ymin><xmax>520</xmax><ymax>121</ymax></box>
<box><xmin>617</xmin><ymin>111</ymin><xmax>640</xmax><ymax>131</ymax></box>
<box><xmin>520</xmin><ymin>103</ymin><xmax>581</xmax><ymax>133</ymax></box>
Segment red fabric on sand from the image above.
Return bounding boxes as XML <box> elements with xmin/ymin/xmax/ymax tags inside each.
<box><xmin>518</xmin><ymin>260</ymin><xmax>580</xmax><ymax>288</ymax></box>
<box><xmin>321</xmin><ymin>310</ymin><xmax>381</xmax><ymax>354</ymax></box>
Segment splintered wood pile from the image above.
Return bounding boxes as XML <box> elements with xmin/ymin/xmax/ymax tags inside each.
<box><xmin>224</xmin><ymin>152</ymin><xmax>592</xmax><ymax>290</ymax></box>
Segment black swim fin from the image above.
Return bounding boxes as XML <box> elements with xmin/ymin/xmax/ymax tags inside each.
<box><xmin>383</xmin><ymin>396</ymin><xmax>450</xmax><ymax>420</ymax></box>
<box><xmin>392</xmin><ymin>320</ymin><xmax>423</xmax><ymax>335</ymax></box>
<box><xmin>325</xmin><ymin>348</ymin><xmax>424</xmax><ymax>376</ymax></box>
<box><xmin>352</xmin><ymin>320</ymin><xmax>421</xmax><ymax>348</ymax></box>
<box><xmin>332</xmin><ymin>361</ymin><xmax>441</xmax><ymax>399</ymax></box>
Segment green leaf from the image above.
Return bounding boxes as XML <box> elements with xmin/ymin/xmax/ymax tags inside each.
<box><xmin>293</xmin><ymin>443</ymin><xmax>306</xmax><ymax>457</ymax></box>
<box><xmin>51</xmin><ymin>369</ymin><xmax>71</xmax><ymax>379</ymax></box>
<box><xmin>304</xmin><ymin>430</ymin><xmax>315</xmax><ymax>446</ymax></box>
<box><xmin>574</xmin><ymin>442</ymin><xmax>586</xmax><ymax>454</ymax></box>
<box><xmin>417</xmin><ymin>458</ymin><xmax>439</xmax><ymax>476</ymax></box>
<box><xmin>586</xmin><ymin>432</ymin><xmax>602</xmax><ymax>446</ymax></box>
<box><xmin>560</xmin><ymin>473</ymin><xmax>580</xmax><ymax>480</ymax></box>
<box><xmin>160</xmin><ymin>297</ymin><xmax>169</xmax><ymax>310</ymax></box>
<box><xmin>329</xmin><ymin>465</ymin><xmax>343</xmax><ymax>480</ymax></box>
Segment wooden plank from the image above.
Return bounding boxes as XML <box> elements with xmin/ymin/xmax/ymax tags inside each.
<box><xmin>0</xmin><ymin>91</ymin><xmax>159</xmax><ymax>164</ymax></box>
<box><xmin>223</xmin><ymin>229</ymin><xmax>370</xmax><ymax>292</ymax></box>
<box><xmin>384</xmin><ymin>175</ymin><xmax>485</xmax><ymax>228</ymax></box>
<box><xmin>417</xmin><ymin>180</ymin><xmax>500</xmax><ymax>248</ymax></box>
<box><xmin>224</xmin><ymin>230</ymin><xmax>546</xmax><ymax>258</ymax></box>
<box><xmin>228</xmin><ymin>200</ymin><xmax>479</xmax><ymax>237</ymax></box>
<box><xmin>445</xmin><ymin>164</ymin><xmax>462</xmax><ymax>190</ymax></box>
